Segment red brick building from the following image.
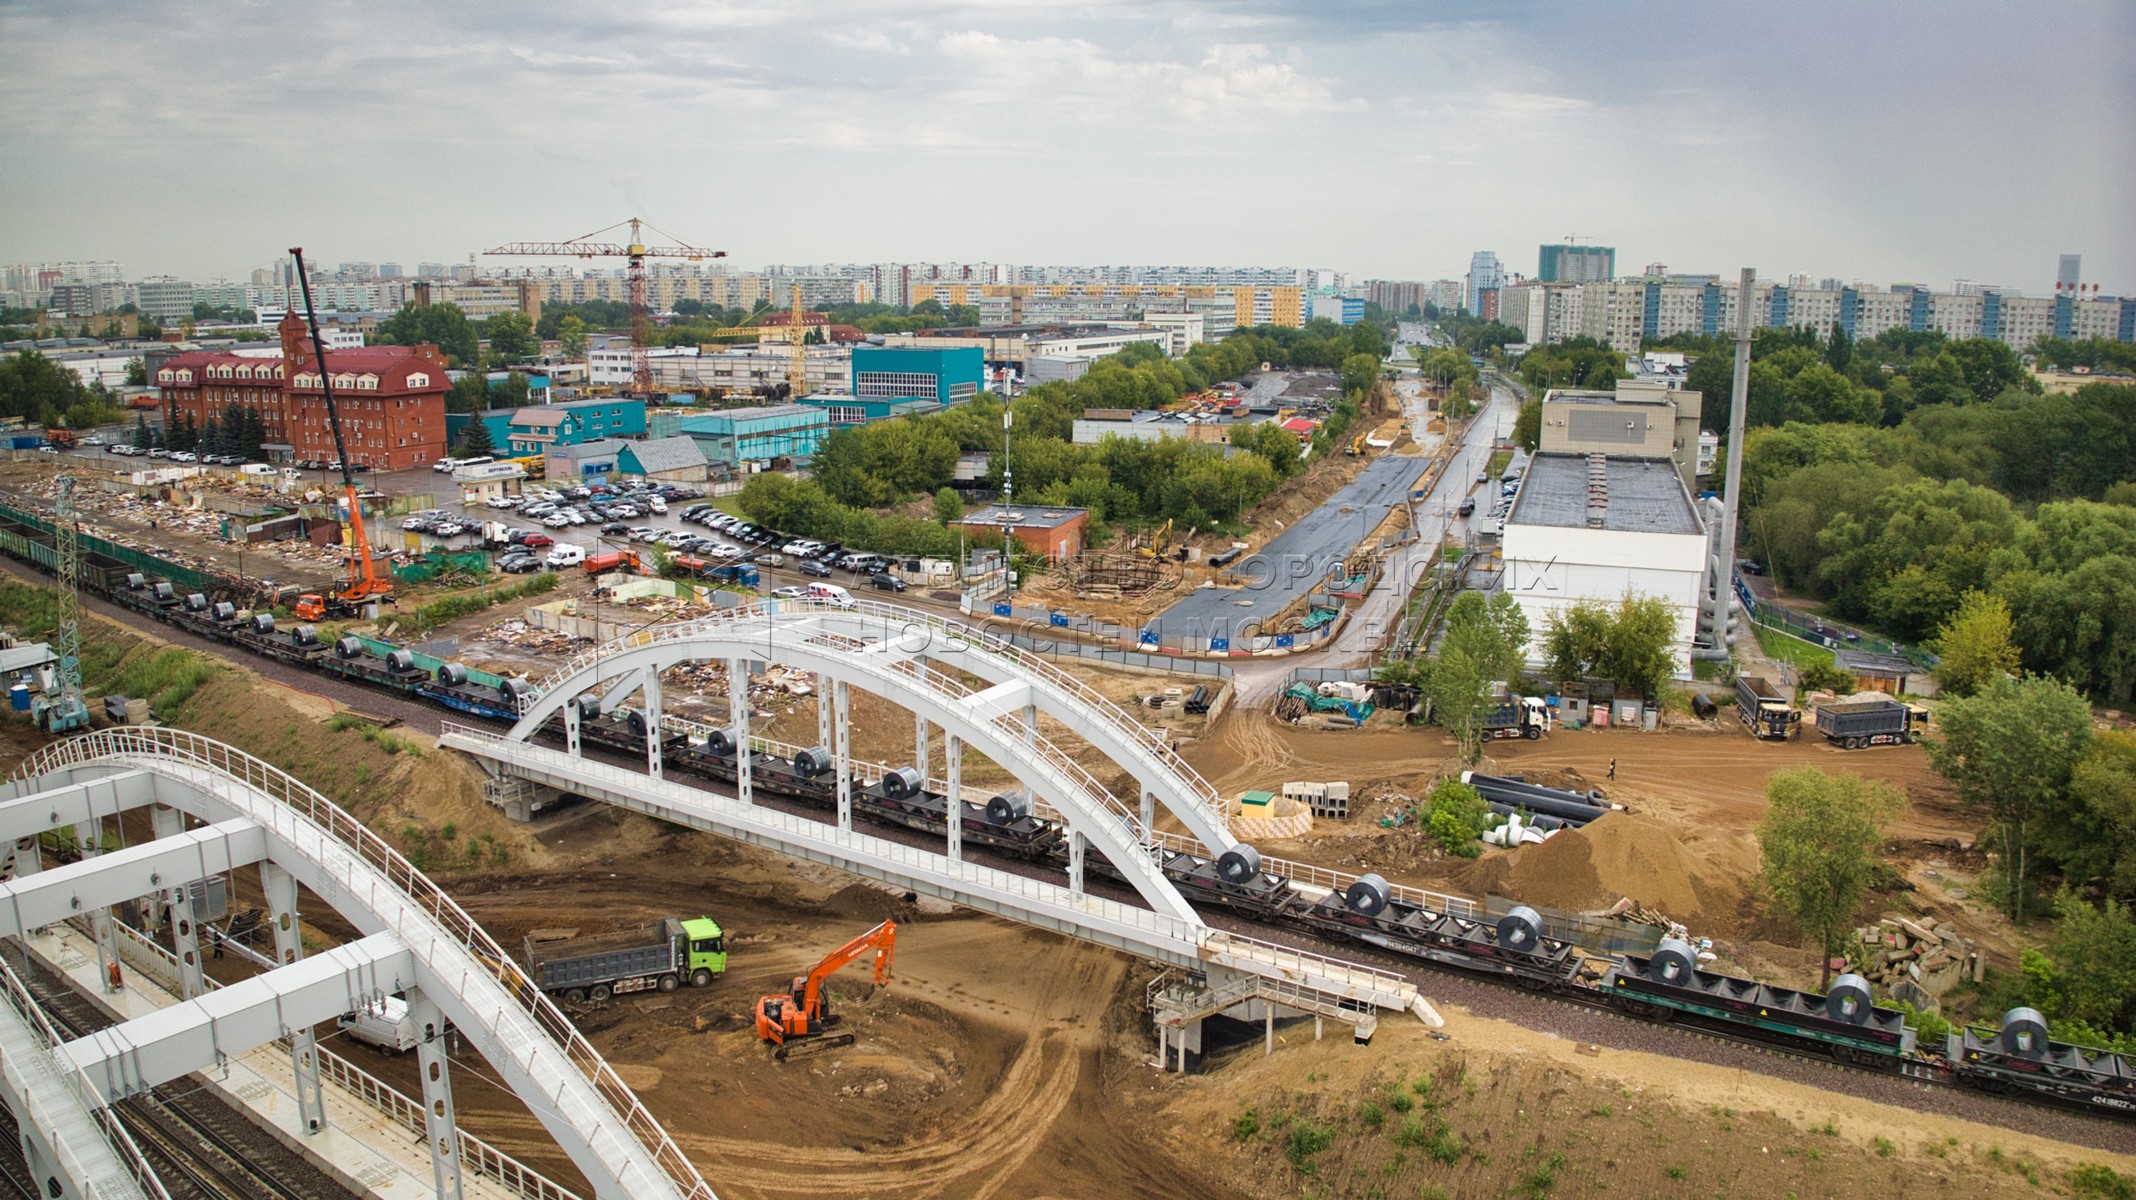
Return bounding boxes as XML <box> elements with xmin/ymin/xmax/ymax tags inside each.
<box><xmin>155</xmin><ymin>314</ymin><xmax>449</xmax><ymax>470</ymax></box>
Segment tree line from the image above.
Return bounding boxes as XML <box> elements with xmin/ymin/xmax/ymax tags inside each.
<box><xmin>0</xmin><ymin>350</ymin><xmax>128</xmax><ymax>430</ymax></box>
<box><xmin>1738</xmin><ymin>383</ymin><xmax>2136</xmax><ymax>697</ymax></box>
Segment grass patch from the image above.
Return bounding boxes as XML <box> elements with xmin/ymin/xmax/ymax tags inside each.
<box><xmin>2071</xmin><ymin>1164</ymin><xmax>2136</xmax><ymax>1200</ymax></box>
<box><xmin>1284</xmin><ymin>1120</ymin><xmax>1334</xmax><ymax>1173</ymax></box>
<box><xmin>1232</xmin><ymin>1109</ymin><xmax>1260</xmax><ymax>1142</ymax></box>
<box><xmin>400</xmin><ymin>571</ymin><xmax>560</xmax><ymax>637</ymax></box>
<box><xmin>1751</xmin><ymin>622</ymin><xmax>1836</xmax><ymax>671</ymax></box>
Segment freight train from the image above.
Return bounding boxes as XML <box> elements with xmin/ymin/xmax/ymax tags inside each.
<box><xmin>9</xmin><ymin>540</ymin><xmax>2131</xmax><ymax>1121</ymax></box>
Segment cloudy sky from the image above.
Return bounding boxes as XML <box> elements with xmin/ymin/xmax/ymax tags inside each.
<box><xmin>4</xmin><ymin>1</ymin><xmax>2129</xmax><ymax>293</ymax></box>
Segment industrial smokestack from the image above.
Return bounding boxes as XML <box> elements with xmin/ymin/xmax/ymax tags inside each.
<box><xmin>1703</xmin><ymin>267</ymin><xmax>1755</xmax><ymax>658</ymax></box>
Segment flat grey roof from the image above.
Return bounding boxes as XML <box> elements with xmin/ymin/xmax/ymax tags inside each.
<box><xmin>955</xmin><ymin>505</ymin><xmax>1087</xmax><ymax>529</ymax></box>
<box><xmin>1506</xmin><ymin>453</ymin><xmax>1701</xmax><ymax>536</ymax></box>
<box><xmin>1835</xmin><ymin>649</ymin><xmax>1916</xmax><ymax>676</ymax></box>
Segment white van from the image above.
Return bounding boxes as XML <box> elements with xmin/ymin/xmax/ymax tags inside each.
<box><xmin>339</xmin><ymin>995</ymin><xmax>418</xmax><ymax>1053</ymax></box>
<box><xmin>804</xmin><ymin>582</ymin><xmax>855</xmax><ymax>609</ymax></box>
<box><xmin>545</xmin><ymin>544</ymin><xmax>586</xmax><ymax>568</ymax></box>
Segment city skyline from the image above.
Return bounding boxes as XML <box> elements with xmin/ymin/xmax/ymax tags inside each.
<box><xmin>2</xmin><ymin>2</ymin><xmax>2129</xmax><ymax>291</ymax></box>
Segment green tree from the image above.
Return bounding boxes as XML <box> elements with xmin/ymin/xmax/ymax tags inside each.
<box><xmin>1927</xmin><ymin>675</ymin><xmax>2095</xmax><ymax>921</ymax></box>
<box><xmin>2037</xmin><ymin>732</ymin><xmax>2136</xmax><ymax>902</ymax></box>
<box><xmin>1427</xmin><ymin>592</ymin><xmax>1531</xmax><ymax>763</ymax></box>
<box><xmin>123</xmin><ymin>356</ymin><xmax>146</xmax><ymax>386</ymax></box>
<box><xmin>375</xmin><ymin>303</ymin><xmax>479</xmax><ymax>366</ymax></box>
<box><xmin>931</xmin><ymin>486</ymin><xmax>963</xmax><ymax>524</ymax></box>
<box><xmin>0</xmin><ymin>349</ymin><xmax>93</xmax><ymax>425</ymax></box>
<box><xmin>1539</xmin><ymin>594</ymin><xmax>1678</xmax><ymax>698</ymax></box>
<box><xmin>1758</xmin><ymin>767</ymin><xmax>1902</xmax><ymax>987</ymax></box>
<box><xmin>1932</xmin><ymin>590</ymin><xmax>2021</xmax><ymax>697</ymax></box>
<box><xmin>2052</xmin><ymin>895</ymin><xmax>2136</xmax><ymax>1033</ymax></box>
<box><xmin>131</xmin><ymin>413</ymin><xmax>152</xmax><ymax>451</ymax></box>
<box><xmin>557</xmin><ymin>315</ymin><xmax>590</xmax><ymax>361</ymax></box>
<box><xmin>447</xmin><ymin>372</ymin><xmax>490</xmax><ymax>415</ymax></box>
<box><xmin>482</xmin><ymin>311</ymin><xmax>538</xmax><ymax>363</ymax></box>
<box><xmin>1512</xmin><ymin>397</ymin><xmax>1542</xmax><ymax>453</ymax></box>
<box><xmin>1422</xmin><ymin>779</ymin><xmax>1490</xmax><ymax>857</ymax></box>
<box><xmin>458</xmin><ymin>416</ymin><xmax>496</xmax><ymax>457</ymax></box>
<box><xmin>237</xmin><ymin>405</ymin><xmax>265</xmax><ymax>461</ymax></box>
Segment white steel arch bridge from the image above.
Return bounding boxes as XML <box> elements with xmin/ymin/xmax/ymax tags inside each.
<box><xmin>0</xmin><ymin>727</ymin><xmax>719</xmax><ymax>1200</ymax></box>
<box><xmin>441</xmin><ymin>599</ymin><xmax>1420</xmax><ymax>1023</ymax></box>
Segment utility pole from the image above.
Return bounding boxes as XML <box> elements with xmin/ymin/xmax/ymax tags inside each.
<box><xmin>999</xmin><ymin>406</ymin><xmax>1013</xmax><ymax>597</ymax></box>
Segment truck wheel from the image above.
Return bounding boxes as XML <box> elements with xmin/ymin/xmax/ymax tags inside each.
<box><xmin>564</xmin><ymin>989</ymin><xmax>586</xmax><ymax>1005</ymax></box>
<box><xmin>1524</xmin><ymin>725</ymin><xmax>1540</xmax><ymax>740</ymax></box>
<box><xmin>658</xmin><ymin>974</ymin><xmax>680</xmax><ymax>993</ymax></box>
<box><xmin>691</xmin><ymin>968</ymin><xmax>714</xmax><ymax>988</ymax></box>
<box><xmin>590</xmin><ymin>984</ymin><xmax>612</xmax><ymax>1002</ymax></box>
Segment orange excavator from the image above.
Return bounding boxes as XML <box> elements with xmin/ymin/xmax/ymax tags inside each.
<box><xmin>288</xmin><ymin>246</ymin><xmax>393</xmax><ymax>622</ymax></box>
<box><xmin>755</xmin><ymin>919</ymin><xmax>896</xmax><ymax>1061</ymax></box>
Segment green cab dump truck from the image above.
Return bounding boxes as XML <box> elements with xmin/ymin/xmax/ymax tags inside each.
<box><xmin>523</xmin><ymin>916</ymin><xmax>726</xmax><ymax>1003</ymax></box>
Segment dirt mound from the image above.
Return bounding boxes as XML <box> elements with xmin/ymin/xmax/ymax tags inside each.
<box><xmin>1458</xmin><ymin>811</ymin><xmax>1741</xmax><ymax>922</ymax></box>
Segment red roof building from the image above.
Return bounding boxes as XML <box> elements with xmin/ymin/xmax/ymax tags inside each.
<box><xmin>155</xmin><ymin>314</ymin><xmax>449</xmax><ymax>470</ymax></box>
<box><xmin>1280</xmin><ymin>417</ymin><xmax>1318</xmax><ymax>435</ymax></box>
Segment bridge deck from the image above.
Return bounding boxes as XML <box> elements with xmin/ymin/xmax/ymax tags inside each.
<box><xmin>24</xmin><ymin>922</ymin><xmax>581</xmax><ymax>1200</ymax></box>
<box><xmin>442</xmin><ymin>724</ymin><xmax>1418</xmax><ymax>1016</ymax></box>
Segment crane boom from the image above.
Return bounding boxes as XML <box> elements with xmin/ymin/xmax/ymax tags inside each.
<box><xmin>289</xmin><ymin>247</ymin><xmax>391</xmax><ymax>612</ymax></box>
<box><xmin>485</xmin><ymin>217</ymin><xmax>726</xmax><ymax>398</ymax></box>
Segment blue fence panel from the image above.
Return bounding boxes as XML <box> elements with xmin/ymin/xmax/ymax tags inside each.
<box><xmin>992</xmin><ymin>602</ymin><xmax>1012</xmax><ymax>618</ymax></box>
<box><xmin>1275</xmin><ymin>634</ymin><xmax>1295</xmax><ymax>649</ymax></box>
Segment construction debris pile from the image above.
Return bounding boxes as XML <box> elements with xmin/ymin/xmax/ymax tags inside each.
<box><xmin>1275</xmin><ymin>681</ymin><xmax>1375</xmax><ymax>727</ymax></box>
<box><xmin>474</xmin><ymin>619</ymin><xmax>589</xmax><ymax>656</ymax></box>
<box><xmin>17</xmin><ymin>477</ymin><xmax>355</xmax><ymax>576</ymax></box>
<box><xmin>658</xmin><ymin>661</ymin><xmax>819</xmax><ymax>706</ymax></box>
<box><xmin>1844</xmin><ymin>915</ymin><xmax>1982</xmax><ymax>1000</ymax></box>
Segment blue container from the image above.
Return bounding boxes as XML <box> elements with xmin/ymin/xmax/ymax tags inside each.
<box><xmin>9</xmin><ymin>684</ymin><xmax>29</xmax><ymax>712</ymax></box>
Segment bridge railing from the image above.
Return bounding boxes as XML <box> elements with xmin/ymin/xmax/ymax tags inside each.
<box><xmin>445</xmin><ymin>722</ymin><xmax>1208</xmax><ymax>950</ymax></box>
<box><xmin>98</xmin><ymin>920</ymin><xmax>586</xmax><ymax>1200</ymax></box>
<box><xmin>12</xmin><ymin>728</ymin><xmax>720</xmax><ymax>1200</ymax></box>
<box><xmin>0</xmin><ymin>951</ymin><xmax>174</xmax><ymax>1200</ymax></box>
<box><xmin>521</xmin><ymin>599</ymin><xmax>1232</xmax><ymax>839</ymax></box>
<box><xmin>452</xmin><ymin>722</ymin><xmax>1415</xmax><ymax>1009</ymax></box>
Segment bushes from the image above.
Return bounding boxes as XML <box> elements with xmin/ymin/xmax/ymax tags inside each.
<box><xmin>1422</xmin><ymin>779</ymin><xmax>1489</xmax><ymax>857</ymax></box>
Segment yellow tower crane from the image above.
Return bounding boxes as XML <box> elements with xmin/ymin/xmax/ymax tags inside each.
<box><xmin>486</xmin><ymin>217</ymin><xmax>725</xmax><ymax>397</ymax></box>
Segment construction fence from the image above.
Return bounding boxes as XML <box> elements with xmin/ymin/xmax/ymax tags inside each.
<box><xmin>1732</xmin><ymin>574</ymin><xmax>1936</xmax><ymax>669</ymax></box>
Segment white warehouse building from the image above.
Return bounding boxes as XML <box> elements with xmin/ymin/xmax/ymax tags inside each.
<box><xmin>1500</xmin><ymin>453</ymin><xmax>1709</xmax><ymax>679</ymax></box>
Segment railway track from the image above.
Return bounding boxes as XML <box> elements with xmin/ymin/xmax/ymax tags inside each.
<box><xmin>5</xmin><ymin>952</ymin><xmax>355</xmax><ymax>1200</ymax></box>
<box><xmin>14</xmin><ymin>553</ymin><xmax>2136</xmax><ymax>1152</ymax></box>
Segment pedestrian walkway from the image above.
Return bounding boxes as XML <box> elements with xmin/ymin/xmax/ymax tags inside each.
<box><xmin>23</xmin><ymin>923</ymin><xmax>583</xmax><ymax>1200</ymax></box>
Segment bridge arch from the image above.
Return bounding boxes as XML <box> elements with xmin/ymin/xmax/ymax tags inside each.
<box><xmin>505</xmin><ymin>600</ymin><xmax>1233</xmax><ymax>925</ymax></box>
<box><xmin>6</xmin><ymin>728</ymin><xmax>717</xmax><ymax>1200</ymax></box>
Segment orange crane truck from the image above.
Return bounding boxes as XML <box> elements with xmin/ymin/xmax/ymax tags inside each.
<box><xmin>288</xmin><ymin>246</ymin><xmax>394</xmax><ymax>622</ymax></box>
<box><xmin>755</xmin><ymin>919</ymin><xmax>896</xmax><ymax>1061</ymax></box>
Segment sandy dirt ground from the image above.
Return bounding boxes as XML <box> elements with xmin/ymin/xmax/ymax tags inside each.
<box><xmin>7</xmin><ymin>588</ymin><xmax>2126</xmax><ymax>1199</ymax></box>
<box><xmin>1169</xmin><ymin>1007</ymin><xmax>2136</xmax><ymax>1200</ymax></box>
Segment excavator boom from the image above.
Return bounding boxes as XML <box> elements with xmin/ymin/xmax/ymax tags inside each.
<box><xmin>800</xmin><ymin>919</ymin><xmax>896</xmax><ymax>1013</ymax></box>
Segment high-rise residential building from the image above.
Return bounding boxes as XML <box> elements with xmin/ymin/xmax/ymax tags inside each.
<box><xmin>135</xmin><ymin>276</ymin><xmax>196</xmax><ymax>321</ymax></box>
<box><xmin>1537</xmin><ymin>244</ymin><xmax>1615</xmax><ymax>284</ymax></box>
<box><xmin>417</xmin><ymin>262</ymin><xmax>447</xmax><ymax>279</ymax></box>
<box><xmin>378</xmin><ymin>263</ymin><xmax>403</xmax><ymax>279</ymax></box>
<box><xmin>1530</xmin><ymin>274</ymin><xmax>2134</xmax><ymax>353</ymax></box>
<box><xmin>2057</xmin><ymin>254</ymin><xmax>2082</xmax><ymax>293</ymax></box>
<box><xmin>1466</xmin><ymin>252</ymin><xmax>1504</xmax><ymax>316</ymax></box>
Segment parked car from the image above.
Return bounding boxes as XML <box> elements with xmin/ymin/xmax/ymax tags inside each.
<box><xmin>868</xmin><ymin>572</ymin><xmax>907</xmax><ymax>592</ymax></box>
<box><xmin>521</xmin><ymin>533</ymin><xmax>554</xmax><ymax>548</ymax></box>
<box><xmin>755</xmin><ymin>552</ymin><xmax>786</xmax><ymax>568</ymax></box>
<box><xmin>798</xmin><ymin>558</ymin><xmax>833</xmax><ymax>577</ymax></box>
<box><xmin>498</xmin><ymin>555</ymin><xmax>542</xmax><ymax>573</ymax></box>
<box><xmin>771</xmin><ymin>585</ymin><xmax>810</xmax><ymax>599</ymax></box>
<box><xmin>544</xmin><ymin>545</ymin><xmax>586</xmax><ymax>568</ymax></box>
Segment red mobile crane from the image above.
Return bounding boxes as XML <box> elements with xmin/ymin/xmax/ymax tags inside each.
<box><xmin>287</xmin><ymin>247</ymin><xmax>394</xmax><ymax>621</ymax></box>
<box><xmin>754</xmin><ymin>920</ymin><xmax>897</xmax><ymax>1060</ymax></box>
